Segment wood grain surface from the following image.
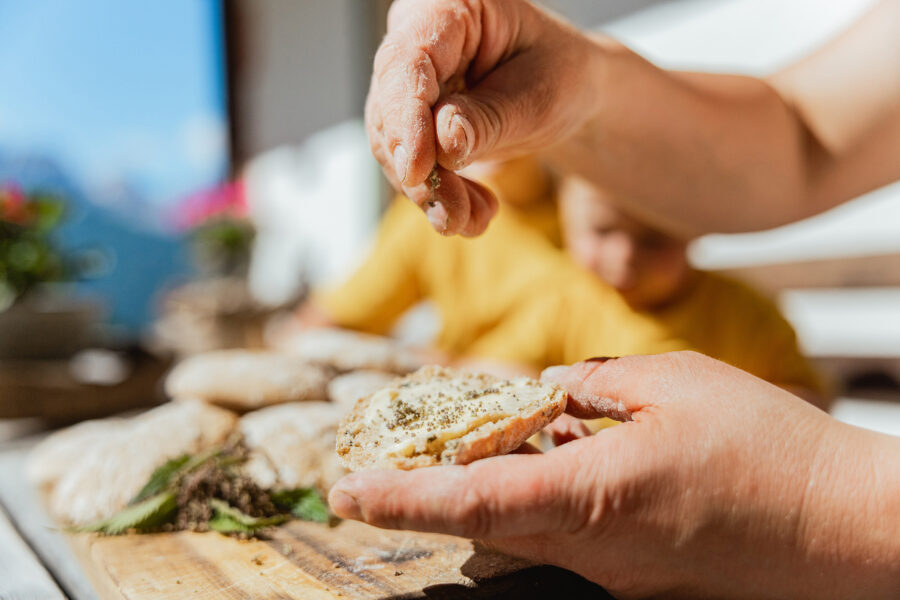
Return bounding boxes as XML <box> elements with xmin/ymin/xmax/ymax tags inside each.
<box><xmin>65</xmin><ymin>518</ymin><xmax>610</xmax><ymax>599</ymax></box>
<box><xmin>1</xmin><ymin>436</ymin><xmax>610</xmax><ymax>599</ymax></box>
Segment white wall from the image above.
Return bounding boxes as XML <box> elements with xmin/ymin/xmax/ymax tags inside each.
<box><xmin>232</xmin><ymin>0</ymin><xmax>376</xmax><ymax>158</ymax></box>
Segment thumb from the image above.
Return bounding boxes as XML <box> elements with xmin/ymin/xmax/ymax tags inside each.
<box><xmin>328</xmin><ymin>452</ymin><xmax>582</xmax><ymax>539</ymax></box>
<box><xmin>433</xmin><ymin>46</ymin><xmax>559</xmax><ymax>170</ymax></box>
<box><xmin>541</xmin><ymin>355</ymin><xmax>669</xmax><ymax>421</ymax></box>
<box><xmin>434</xmin><ymin>85</ymin><xmax>522</xmax><ymax>171</ymax></box>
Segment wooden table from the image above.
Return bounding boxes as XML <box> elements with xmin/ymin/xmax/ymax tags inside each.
<box><xmin>0</xmin><ymin>424</ymin><xmax>612</xmax><ymax>599</ymax></box>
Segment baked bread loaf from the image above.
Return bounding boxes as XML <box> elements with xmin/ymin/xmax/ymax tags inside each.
<box><xmin>165</xmin><ymin>349</ymin><xmax>330</xmax><ymax>411</ymax></box>
<box><xmin>33</xmin><ymin>400</ymin><xmax>237</xmax><ymax>525</ymax></box>
<box><xmin>240</xmin><ymin>402</ymin><xmax>347</xmax><ymax>493</ymax></box>
<box><xmin>336</xmin><ymin>366</ymin><xmax>566</xmax><ymax>470</ymax></box>
<box><xmin>27</xmin><ymin>418</ymin><xmax>126</xmax><ymax>489</ymax></box>
<box><xmin>327</xmin><ymin>370</ymin><xmax>397</xmax><ymax>412</ymax></box>
<box><xmin>276</xmin><ymin>327</ymin><xmax>424</xmax><ymax>374</ymax></box>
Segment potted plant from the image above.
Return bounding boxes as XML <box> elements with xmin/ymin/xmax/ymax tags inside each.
<box><xmin>0</xmin><ymin>184</ymin><xmax>100</xmax><ymax>358</ymax></box>
<box><xmin>172</xmin><ymin>180</ymin><xmax>255</xmax><ymax>278</ymax></box>
<box><xmin>152</xmin><ymin>180</ymin><xmax>265</xmax><ymax>356</ymax></box>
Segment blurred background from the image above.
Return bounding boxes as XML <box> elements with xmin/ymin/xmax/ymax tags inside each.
<box><xmin>1</xmin><ymin>0</ymin><xmax>898</xmax><ymax>435</ymax></box>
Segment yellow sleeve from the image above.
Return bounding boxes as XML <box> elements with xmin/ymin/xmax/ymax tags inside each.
<box><xmin>740</xmin><ymin>304</ymin><xmax>827</xmax><ymax>397</ymax></box>
<box><xmin>700</xmin><ymin>276</ymin><xmax>828</xmax><ymax>398</ymax></box>
<box><xmin>464</xmin><ymin>292</ymin><xmax>565</xmax><ymax>371</ymax></box>
<box><xmin>462</xmin><ymin>276</ymin><xmax>658</xmax><ymax>370</ymax></box>
<box><xmin>314</xmin><ymin>200</ymin><xmax>423</xmax><ymax>335</ymax></box>
<box><xmin>553</xmin><ymin>277</ymin><xmax>695</xmax><ymax>364</ymax></box>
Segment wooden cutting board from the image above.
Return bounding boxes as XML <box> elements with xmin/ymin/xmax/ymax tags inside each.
<box><xmin>66</xmin><ymin>518</ymin><xmax>610</xmax><ymax>599</ymax></box>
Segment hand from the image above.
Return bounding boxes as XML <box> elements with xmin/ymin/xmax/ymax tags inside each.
<box><xmin>542</xmin><ymin>412</ymin><xmax>592</xmax><ymax>445</ymax></box>
<box><xmin>365</xmin><ymin>0</ymin><xmax>602</xmax><ymax>236</ymax></box>
<box><xmin>329</xmin><ymin>352</ymin><xmax>900</xmax><ymax>599</ymax></box>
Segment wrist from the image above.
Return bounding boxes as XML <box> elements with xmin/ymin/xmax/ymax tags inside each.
<box><xmin>538</xmin><ymin>32</ymin><xmax>632</xmax><ymax>180</ymax></box>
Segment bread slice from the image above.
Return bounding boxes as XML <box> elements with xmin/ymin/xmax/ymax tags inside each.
<box><xmin>165</xmin><ymin>350</ymin><xmax>330</xmax><ymax>411</ymax></box>
<box><xmin>336</xmin><ymin>366</ymin><xmax>566</xmax><ymax>470</ymax></box>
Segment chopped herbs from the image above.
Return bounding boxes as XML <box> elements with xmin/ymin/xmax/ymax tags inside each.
<box><xmin>73</xmin><ymin>438</ymin><xmax>333</xmax><ymax>537</ymax></box>
<box><xmin>427</xmin><ymin>169</ymin><xmax>441</xmax><ymax>207</ymax></box>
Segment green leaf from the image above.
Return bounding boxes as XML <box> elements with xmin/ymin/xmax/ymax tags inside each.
<box><xmin>77</xmin><ymin>491</ymin><xmax>177</xmax><ymax>535</ymax></box>
<box><xmin>30</xmin><ymin>196</ymin><xmax>66</xmax><ymax>232</ymax></box>
<box><xmin>207</xmin><ymin>512</ymin><xmax>256</xmax><ymax>534</ymax></box>
<box><xmin>130</xmin><ymin>445</ymin><xmax>233</xmax><ymax>505</ymax></box>
<box><xmin>207</xmin><ymin>499</ymin><xmax>287</xmax><ymax>534</ymax></box>
<box><xmin>271</xmin><ymin>488</ymin><xmax>330</xmax><ymax>523</ymax></box>
<box><xmin>131</xmin><ymin>455</ymin><xmax>191</xmax><ymax>504</ymax></box>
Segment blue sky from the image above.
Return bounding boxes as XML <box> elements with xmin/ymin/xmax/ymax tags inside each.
<box><xmin>0</xmin><ymin>0</ymin><xmax>228</xmax><ymax>208</ymax></box>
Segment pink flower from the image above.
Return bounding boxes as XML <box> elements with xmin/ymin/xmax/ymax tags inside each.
<box><xmin>0</xmin><ymin>183</ymin><xmax>29</xmax><ymax>224</ymax></box>
<box><xmin>169</xmin><ymin>180</ymin><xmax>247</xmax><ymax>231</ymax></box>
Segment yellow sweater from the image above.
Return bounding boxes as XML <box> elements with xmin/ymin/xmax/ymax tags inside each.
<box><xmin>317</xmin><ymin>198</ymin><xmax>822</xmax><ymax>395</ymax></box>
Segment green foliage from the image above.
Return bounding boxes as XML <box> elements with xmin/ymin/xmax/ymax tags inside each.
<box><xmin>190</xmin><ymin>217</ymin><xmax>255</xmax><ymax>276</ymax></box>
<box><xmin>271</xmin><ymin>488</ymin><xmax>331</xmax><ymax>523</ymax></box>
<box><xmin>77</xmin><ymin>491</ymin><xmax>177</xmax><ymax>535</ymax></box>
<box><xmin>0</xmin><ymin>190</ymin><xmax>69</xmax><ymax>308</ymax></box>
<box><xmin>207</xmin><ymin>499</ymin><xmax>288</xmax><ymax>534</ymax></box>
<box><xmin>131</xmin><ymin>455</ymin><xmax>191</xmax><ymax>504</ymax></box>
<box><xmin>74</xmin><ymin>442</ymin><xmax>332</xmax><ymax>538</ymax></box>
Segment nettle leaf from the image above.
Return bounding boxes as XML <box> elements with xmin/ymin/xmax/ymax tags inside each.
<box><xmin>207</xmin><ymin>512</ymin><xmax>254</xmax><ymax>534</ymax></box>
<box><xmin>131</xmin><ymin>455</ymin><xmax>191</xmax><ymax>503</ymax></box>
<box><xmin>271</xmin><ymin>488</ymin><xmax>330</xmax><ymax>523</ymax></box>
<box><xmin>207</xmin><ymin>499</ymin><xmax>287</xmax><ymax>534</ymax></box>
<box><xmin>78</xmin><ymin>491</ymin><xmax>177</xmax><ymax>535</ymax></box>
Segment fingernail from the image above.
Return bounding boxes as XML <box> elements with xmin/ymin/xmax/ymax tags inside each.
<box><xmin>393</xmin><ymin>145</ymin><xmax>408</xmax><ymax>184</ymax></box>
<box><xmin>451</xmin><ymin>114</ymin><xmax>474</xmax><ymax>161</ymax></box>
<box><xmin>328</xmin><ymin>489</ymin><xmax>362</xmax><ymax>520</ymax></box>
<box><xmin>540</xmin><ymin>365</ymin><xmax>568</xmax><ymax>383</ymax></box>
<box><xmin>426</xmin><ymin>202</ymin><xmax>449</xmax><ymax>232</ymax></box>
<box><xmin>585</xmin><ymin>356</ymin><xmax>618</xmax><ymax>363</ymax></box>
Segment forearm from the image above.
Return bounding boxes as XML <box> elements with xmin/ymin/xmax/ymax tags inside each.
<box><xmin>545</xmin><ymin>37</ymin><xmax>817</xmax><ymax>237</ymax></box>
<box><xmin>545</xmin><ymin>0</ymin><xmax>900</xmax><ymax>238</ymax></box>
<box><xmin>794</xmin><ymin>421</ymin><xmax>900</xmax><ymax>598</ymax></box>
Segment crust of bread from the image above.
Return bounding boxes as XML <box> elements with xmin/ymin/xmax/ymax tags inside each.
<box><xmin>165</xmin><ymin>350</ymin><xmax>330</xmax><ymax>411</ymax></box>
<box><xmin>336</xmin><ymin>366</ymin><xmax>566</xmax><ymax>471</ymax></box>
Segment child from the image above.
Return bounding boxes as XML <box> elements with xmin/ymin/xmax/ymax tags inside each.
<box><xmin>291</xmin><ymin>160</ymin><xmax>826</xmax><ymax>408</ymax></box>
<box><xmin>556</xmin><ymin>175</ymin><xmax>828</xmax><ymax>408</ymax></box>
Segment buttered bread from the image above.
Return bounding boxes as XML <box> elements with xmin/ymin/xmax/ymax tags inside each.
<box><xmin>336</xmin><ymin>366</ymin><xmax>566</xmax><ymax>470</ymax></box>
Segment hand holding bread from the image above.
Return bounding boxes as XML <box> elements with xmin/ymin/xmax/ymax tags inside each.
<box><xmin>330</xmin><ymin>352</ymin><xmax>900</xmax><ymax>599</ymax></box>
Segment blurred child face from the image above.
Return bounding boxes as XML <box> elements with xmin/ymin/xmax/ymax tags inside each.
<box><xmin>560</xmin><ymin>178</ymin><xmax>691</xmax><ymax>310</ymax></box>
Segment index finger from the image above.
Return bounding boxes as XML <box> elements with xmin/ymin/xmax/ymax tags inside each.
<box><xmin>373</xmin><ymin>0</ymin><xmax>481</xmax><ymax>188</ymax></box>
<box><xmin>541</xmin><ymin>355</ymin><xmax>663</xmax><ymax>421</ymax></box>
<box><xmin>328</xmin><ymin>450</ymin><xmax>581</xmax><ymax>539</ymax></box>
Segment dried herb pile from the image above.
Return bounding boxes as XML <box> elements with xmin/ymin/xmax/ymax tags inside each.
<box><xmin>77</xmin><ymin>438</ymin><xmax>330</xmax><ymax>537</ymax></box>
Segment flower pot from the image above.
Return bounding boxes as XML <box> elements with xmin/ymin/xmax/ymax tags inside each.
<box><xmin>0</xmin><ymin>289</ymin><xmax>102</xmax><ymax>359</ymax></box>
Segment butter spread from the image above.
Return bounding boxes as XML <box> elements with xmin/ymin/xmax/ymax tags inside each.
<box><xmin>363</xmin><ymin>374</ymin><xmax>551</xmax><ymax>459</ymax></box>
